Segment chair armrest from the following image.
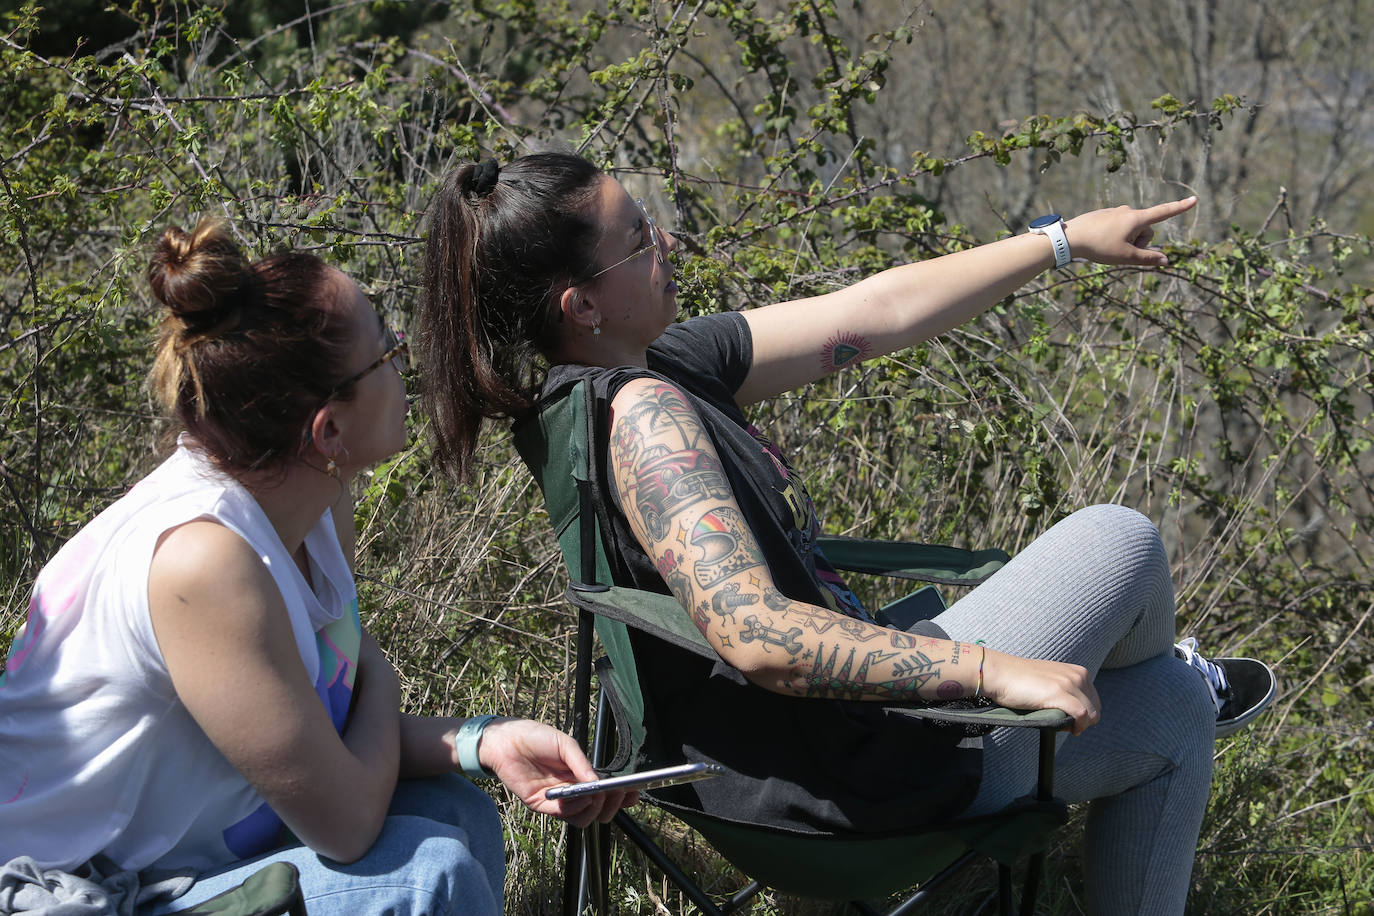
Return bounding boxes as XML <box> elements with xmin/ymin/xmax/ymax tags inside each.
<box><xmin>568</xmin><ymin>584</ymin><xmax>716</xmax><ymax>660</ymax></box>
<box><xmin>816</xmin><ymin>534</ymin><xmax>1010</xmax><ymax>586</ymax></box>
<box><xmin>888</xmin><ymin>704</ymin><xmax>1071</xmax><ymax>731</ymax></box>
<box><xmin>568</xmin><ymin>584</ymin><xmax>1071</xmax><ymax>734</ymax></box>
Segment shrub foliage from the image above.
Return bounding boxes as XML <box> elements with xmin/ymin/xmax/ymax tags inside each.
<box><xmin>2</xmin><ymin>1</ymin><xmax>1371</xmax><ymax>911</ymax></box>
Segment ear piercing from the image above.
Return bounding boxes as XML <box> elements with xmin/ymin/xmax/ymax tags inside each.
<box><xmin>325</xmin><ymin>446</ymin><xmax>349</xmax><ymax>478</ymax></box>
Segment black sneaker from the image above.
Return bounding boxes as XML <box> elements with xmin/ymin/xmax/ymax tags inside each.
<box><xmin>1175</xmin><ymin>637</ymin><xmax>1277</xmax><ymax>738</ymax></box>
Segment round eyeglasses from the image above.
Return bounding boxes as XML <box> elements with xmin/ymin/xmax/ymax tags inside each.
<box><xmin>588</xmin><ymin>198</ymin><xmax>667</xmax><ymax>280</ymax></box>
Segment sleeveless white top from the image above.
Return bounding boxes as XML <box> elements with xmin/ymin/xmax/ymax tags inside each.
<box><xmin>0</xmin><ymin>442</ymin><xmax>361</xmax><ymax>871</ymax></box>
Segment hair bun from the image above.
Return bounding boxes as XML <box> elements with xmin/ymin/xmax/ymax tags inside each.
<box><xmin>467</xmin><ymin>159</ymin><xmax>500</xmax><ymax>197</ymax></box>
<box><xmin>147</xmin><ymin>220</ymin><xmax>251</xmax><ymax>322</ymax></box>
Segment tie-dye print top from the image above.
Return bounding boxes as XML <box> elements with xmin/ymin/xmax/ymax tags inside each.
<box><xmin>0</xmin><ymin>442</ymin><xmax>360</xmax><ymax>872</ymax></box>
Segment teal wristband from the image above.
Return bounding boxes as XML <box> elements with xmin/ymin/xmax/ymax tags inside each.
<box><xmin>452</xmin><ymin>714</ymin><xmax>501</xmax><ymax>779</ymax></box>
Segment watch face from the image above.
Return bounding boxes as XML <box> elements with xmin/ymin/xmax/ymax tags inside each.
<box><xmin>1029</xmin><ymin>214</ymin><xmax>1064</xmax><ymax>229</ymax></box>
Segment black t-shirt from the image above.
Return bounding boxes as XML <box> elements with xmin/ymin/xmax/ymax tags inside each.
<box><xmin>542</xmin><ymin>312</ymin><xmax>981</xmax><ymax>834</ymax></box>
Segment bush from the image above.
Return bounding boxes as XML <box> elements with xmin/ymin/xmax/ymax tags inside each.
<box><xmin>2</xmin><ymin>0</ymin><xmax>1371</xmax><ymax>910</ymax></box>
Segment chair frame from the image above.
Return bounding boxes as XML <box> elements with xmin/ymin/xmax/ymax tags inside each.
<box><xmin>561</xmin><ymin>584</ymin><xmax>1064</xmax><ymax>916</ymax></box>
<box><xmin>513</xmin><ymin>379</ymin><xmax>1068</xmax><ymax>916</ymax></box>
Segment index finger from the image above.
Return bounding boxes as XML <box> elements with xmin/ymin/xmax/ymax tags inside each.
<box><xmin>1139</xmin><ymin>195</ymin><xmax>1198</xmax><ymax>226</ymax></box>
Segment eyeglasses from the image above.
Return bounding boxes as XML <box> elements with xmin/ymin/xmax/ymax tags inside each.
<box><xmin>327</xmin><ymin>326</ymin><xmax>409</xmax><ymax>400</ymax></box>
<box><xmin>588</xmin><ymin>198</ymin><xmax>667</xmax><ymax>279</ymax></box>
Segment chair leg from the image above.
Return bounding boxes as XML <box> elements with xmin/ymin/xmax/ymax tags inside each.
<box><xmin>1018</xmin><ymin>852</ymin><xmax>1045</xmax><ymax>916</ymax></box>
<box><xmin>584</xmin><ymin>823</ymin><xmax>608</xmax><ymax>914</ymax></box>
<box><xmin>613</xmin><ymin>810</ymin><xmax>752</xmax><ymax>916</ymax></box>
<box><xmin>720</xmin><ymin>882</ymin><xmax>766</xmax><ymax>915</ymax></box>
<box><xmin>562</xmin><ymin>825</ymin><xmax>612</xmax><ymax>916</ymax></box>
<box><xmin>564</xmin><ymin>608</ymin><xmax>601</xmax><ymax>916</ymax></box>
<box><xmin>562</xmin><ymin>826</ymin><xmax>585</xmax><ymax>916</ymax></box>
<box><xmin>886</xmin><ymin>850</ymin><xmax>981</xmax><ymax>916</ymax></box>
<box><xmin>1017</xmin><ymin>724</ymin><xmax>1056</xmax><ymax>916</ymax></box>
<box><xmin>586</xmin><ymin>689</ymin><xmax>614</xmax><ymax>913</ymax></box>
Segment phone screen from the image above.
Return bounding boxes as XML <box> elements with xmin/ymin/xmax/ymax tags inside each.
<box><xmin>544</xmin><ymin>762</ymin><xmax>724</xmax><ymax>800</ymax></box>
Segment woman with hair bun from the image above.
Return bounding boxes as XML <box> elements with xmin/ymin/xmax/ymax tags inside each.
<box><xmin>420</xmin><ymin>153</ymin><xmax>1275</xmax><ymax>915</ymax></box>
<box><xmin>0</xmin><ymin>220</ymin><xmax>633</xmax><ymax>914</ymax></box>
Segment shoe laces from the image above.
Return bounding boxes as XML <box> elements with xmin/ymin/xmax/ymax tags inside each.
<box><xmin>1175</xmin><ymin>637</ymin><xmax>1230</xmax><ymax>715</ymax></box>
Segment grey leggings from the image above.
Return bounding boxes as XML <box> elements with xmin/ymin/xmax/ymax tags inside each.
<box><xmin>934</xmin><ymin>504</ymin><xmax>1215</xmax><ymax>916</ymax></box>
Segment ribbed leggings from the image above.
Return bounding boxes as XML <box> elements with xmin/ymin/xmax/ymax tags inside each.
<box><xmin>934</xmin><ymin>504</ymin><xmax>1215</xmax><ymax>916</ymax></box>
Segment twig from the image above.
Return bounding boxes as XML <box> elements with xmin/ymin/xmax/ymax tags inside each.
<box><xmin>1273</xmin><ymin>598</ymin><xmax>1374</xmax><ymax>734</ymax></box>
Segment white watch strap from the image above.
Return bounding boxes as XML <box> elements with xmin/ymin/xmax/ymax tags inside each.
<box><xmin>1031</xmin><ymin>219</ymin><xmax>1072</xmax><ymax>269</ymax></box>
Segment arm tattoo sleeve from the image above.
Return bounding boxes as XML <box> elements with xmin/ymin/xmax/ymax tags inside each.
<box><xmin>611</xmin><ymin>380</ymin><xmax>976</xmax><ymax>704</ymax></box>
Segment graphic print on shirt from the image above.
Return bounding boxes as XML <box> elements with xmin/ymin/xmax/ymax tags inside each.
<box><xmin>2</xmin><ymin>531</ymin><xmax>103</xmax><ymax>810</ymax></box>
<box><xmin>0</xmin><ymin>598</ymin><xmax>42</xmax><ymax>693</ymax></box>
<box><xmin>0</xmin><ymin>533</ymin><xmax>97</xmax><ymax>690</ymax></box>
<box><xmin>743</xmin><ymin>423</ymin><xmax>867</xmax><ymax>619</ymax></box>
<box><xmin>314</xmin><ymin>597</ymin><xmax>362</xmax><ymax>730</ymax></box>
<box><xmin>220</xmin><ymin>596</ymin><xmax>361</xmax><ymax>857</ymax></box>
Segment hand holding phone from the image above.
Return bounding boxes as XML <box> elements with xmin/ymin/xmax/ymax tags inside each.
<box><xmin>544</xmin><ymin>762</ymin><xmax>724</xmax><ymax>800</ymax></box>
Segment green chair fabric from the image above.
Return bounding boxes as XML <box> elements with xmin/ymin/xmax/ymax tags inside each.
<box><xmin>568</xmin><ymin>587</ymin><xmax>1068</xmax><ymax>907</ymax></box>
<box><xmin>817</xmin><ymin>534</ymin><xmax>1011</xmax><ymax>587</ymax></box>
<box><xmin>671</xmin><ymin>801</ymin><xmax>1066</xmax><ymax>902</ymax></box>
<box><xmin>172</xmin><ymin>862</ymin><xmax>307</xmax><ymax>916</ymax></box>
<box><xmin>512</xmin><ymin>379</ymin><xmax>1070</xmax><ymax>914</ymax></box>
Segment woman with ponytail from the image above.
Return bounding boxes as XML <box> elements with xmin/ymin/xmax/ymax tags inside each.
<box><xmin>420</xmin><ymin>153</ymin><xmax>1275</xmax><ymax>915</ymax></box>
<box><xmin>0</xmin><ymin>221</ymin><xmax>632</xmax><ymax>914</ymax></box>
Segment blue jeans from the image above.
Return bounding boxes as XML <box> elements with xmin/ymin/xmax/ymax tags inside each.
<box><xmin>146</xmin><ymin>775</ymin><xmax>504</xmax><ymax>916</ymax></box>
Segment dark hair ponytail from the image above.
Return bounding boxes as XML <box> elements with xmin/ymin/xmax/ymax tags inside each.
<box><xmin>420</xmin><ymin>152</ymin><xmax>602</xmax><ymax>479</ymax></box>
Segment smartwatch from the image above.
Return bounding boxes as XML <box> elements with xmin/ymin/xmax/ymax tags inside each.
<box><xmin>1028</xmin><ymin>214</ymin><xmax>1071</xmax><ymax>269</ymax></box>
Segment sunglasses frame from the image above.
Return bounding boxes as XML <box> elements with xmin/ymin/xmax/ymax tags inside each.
<box><xmin>326</xmin><ymin>327</ymin><xmax>409</xmax><ymax>402</ymax></box>
<box><xmin>587</xmin><ymin>198</ymin><xmax>666</xmax><ymax>280</ymax></box>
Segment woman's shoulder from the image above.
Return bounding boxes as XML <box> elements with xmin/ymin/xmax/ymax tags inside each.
<box><xmin>648</xmin><ymin>312</ymin><xmax>752</xmax><ymax>395</ymax></box>
<box><xmin>147</xmin><ymin>519</ymin><xmax>273</xmax><ymax>608</ymax></box>
<box><xmin>536</xmin><ymin>313</ymin><xmax>752</xmax><ymax>423</ymax></box>
<box><xmin>649</xmin><ymin>311</ymin><xmax>749</xmax><ymax>359</ymax></box>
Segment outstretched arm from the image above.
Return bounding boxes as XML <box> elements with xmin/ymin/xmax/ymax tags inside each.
<box><xmin>736</xmin><ymin>198</ymin><xmax>1197</xmax><ymax>405</ymax></box>
<box><xmin>607</xmin><ymin>378</ymin><xmax>1100</xmax><ymax>733</ymax></box>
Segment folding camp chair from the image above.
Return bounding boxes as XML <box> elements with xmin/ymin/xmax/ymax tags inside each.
<box><xmin>513</xmin><ymin>378</ymin><xmax>1070</xmax><ymax>916</ymax></box>
<box><xmin>172</xmin><ymin>861</ymin><xmax>307</xmax><ymax>916</ymax></box>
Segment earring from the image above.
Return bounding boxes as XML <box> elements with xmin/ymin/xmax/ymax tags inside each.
<box><xmin>326</xmin><ymin>456</ymin><xmax>340</xmax><ymax>478</ymax></box>
<box><xmin>592</xmin><ymin>321</ymin><xmax>601</xmax><ymax>337</ymax></box>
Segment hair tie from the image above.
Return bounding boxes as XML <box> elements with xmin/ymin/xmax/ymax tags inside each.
<box><xmin>470</xmin><ymin>159</ymin><xmax>500</xmax><ymax>197</ymax></box>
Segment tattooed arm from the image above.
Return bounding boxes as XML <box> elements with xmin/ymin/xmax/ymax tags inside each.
<box><xmin>734</xmin><ymin>199</ymin><xmax>1198</xmax><ymax>406</ymax></box>
<box><xmin>608</xmin><ymin>378</ymin><xmax>1101</xmax><ymax>732</ymax></box>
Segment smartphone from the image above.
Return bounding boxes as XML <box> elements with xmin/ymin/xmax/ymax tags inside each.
<box><xmin>544</xmin><ymin>762</ymin><xmax>724</xmax><ymax>800</ymax></box>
